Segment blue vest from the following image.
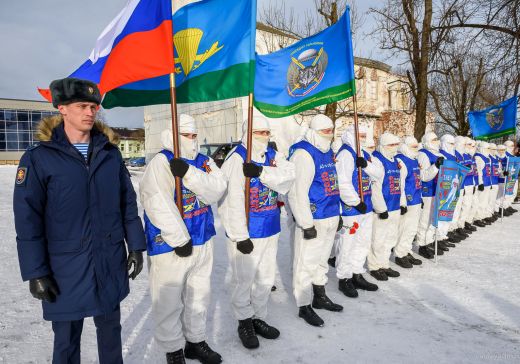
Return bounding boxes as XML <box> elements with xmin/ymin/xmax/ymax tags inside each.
<box><xmin>232</xmin><ymin>144</ymin><xmax>281</xmax><ymax>238</ymax></box>
<box><xmin>396</xmin><ymin>154</ymin><xmax>422</xmax><ymax>206</ymax></box>
<box><xmin>462</xmin><ymin>153</ymin><xmax>475</xmax><ymax>187</ymax></box>
<box><xmin>499</xmin><ymin>156</ymin><xmax>508</xmax><ymax>183</ymax></box>
<box><xmin>474</xmin><ymin>153</ymin><xmax>492</xmax><ymax>187</ymax></box>
<box><xmin>337</xmin><ymin>144</ymin><xmax>373</xmax><ymax>216</ymax></box>
<box><xmin>144</xmin><ymin>150</ymin><xmax>216</xmax><ymax>256</ymax></box>
<box><xmin>289</xmin><ymin>140</ymin><xmax>340</xmax><ymax>219</ymax></box>
<box><xmin>372</xmin><ymin>151</ymin><xmax>401</xmax><ymax>212</ymax></box>
<box><xmin>419</xmin><ymin>149</ymin><xmax>439</xmax><ymax>197</ymax></box>
<box><xmin>440</xmin><ymin>149</ymin><xmax>457</xmax><ymax>162</ymax></box>
<box><xmin>490</xmin><ymin>155</ymin><xmax>500</xmax><ymax>185</ymax></box>
<box><xmin>471</xmin><ymin>156</ymin><xmax>479</xmax><ymax>185</ymax></box>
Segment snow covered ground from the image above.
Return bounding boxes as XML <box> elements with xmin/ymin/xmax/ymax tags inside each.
<box><xmin>1</xmin><ymin>164</ymin><xmax>520</xmax><ymax>364</ymax></box>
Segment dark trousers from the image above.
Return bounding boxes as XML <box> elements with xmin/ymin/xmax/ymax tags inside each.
<box><xmin>51</xmin><ymin>308</ymin><xmax>122</xmax><ymax>364</ymax></box>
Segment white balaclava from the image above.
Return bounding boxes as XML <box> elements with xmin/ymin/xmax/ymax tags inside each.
<box><xmin>455</xmin><ymin>136</ymin><xmax>466</xmax><ymax>155</ymax></box>
<box><xmin>399</xmin><ymin>136</ymin><xmax>420</xmax><ymax>159</ymax></box>
<box><xmin>440</xmin><ymin>134</ymin><xmax>456</xmax><ymax>155</ymax></box>
<box><xmin>305</xmin><ymin>114</ymin><xmax>334</xmax><ymax>153</ymax></box>
<box><xmin>341</xmin><ymin>124</ymin><xmax>368</xmax><ymax>151</ymax></box>
<box><xmin>488</xmin><ymin>143</ymin><xmax>498</xmax><ymax>157</ymax></box>
<box><xmin>242</xmin><ymin>115</ymin><xmax>271</xmax><ymax>159</ymax></box>
<box><xmin>378</xmin><ymin>132</ymin><xmax>400</xmax><ymax>159</ymax></box>
<box><xmin>505</xmin><ymin>140</ymin><xmax>515</xmax><ymax>155</ymax></box>
<box><xmin>497</xmin><ymin>144</ymin><xmax>507</xmax><ymax>158</ymax></box>
<box><xmin>422</xmin><ymin>132</ymin><xmax>440</xmax><ymax>152</ymax></box>
<box><xmin>364</xmin><ymin>136</ymin><xmax>376</xmax><ymax>155</ymax></box>
<box><xmin>477</xmin><ymin>141</ymin><xmax>490</xmax><ymax>156</ymax></box>
<box><xmin>160</xmin><ymin>114</ymin><xmax>199</xmax><ymax>160</ymax></box>
<box><xmin>465</xmin><ymin>137</ymin><xmax>476</xmax><ymax>156</ymax></box>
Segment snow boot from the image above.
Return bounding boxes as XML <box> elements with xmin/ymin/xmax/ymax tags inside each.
<box><xmin>453</xmin><ymin>229</ymin><xmax>468</xmax><ymax>239</ymax></box>
<box><xmin>312</xmin><ymin>285</ymin><xmax>343</xmax><ymax>312</ymax></box>
<box><xmin>437</xmin><ymin>241</ymin><xmax>449</xmax><ymax>251</ymax></box>
<box><xmin>474</xmin><ymin>220</ymin><xmax>486</xmax><ymax>227</ymax></box>
<box><xmin>394</xmin><ymin>255</ymin><xmax>413</xmax><ymax>269</ymax></box>
<box><xmin>352</xmin><ymin>274</ymin><xmax>379</xmax><ymax>291</ymax></box>
<box><xmin>406</xmin><ymin>253</ymin><xmax>422</xmax><ymax>265</ymax></box>
<box><xmin>252</xmin><ymin>319</ymin><xmax>280</xmax><ymax>339</ymax></box>
<box><xmin>440</xmin><ymin>239</ymin><xmax>455</xmax><ymax>248</ymax></box>
<box><xmin>338</xmin><ymin>278</ymin><xmax>358</xmax><ymax>298</ymax></box>
<box><xmin>328</xmin><ymin>257</ymin><xmax>336</xmax><ymax>268</ymax></box>
<box><xmin>447</xmin><ymin>233</ymin><xmax>461</xmax><ymax>243</ymax></box>
<box><xmin>237</xmin><ymin>318</ymin><xmax>259</xmax><ymax>349</ymax></box>
<box><xmin>483</xmin><ymin>217</ymin><xmax>494</xmax><ymax>225</ymax></box>
<box><xmin>184</xmin><ymin>341</ymin><xmax>222</xmax><ymax>364</ymax></box>
<box><xmin>298</xmin><ymin>305</ymin><xmax>324</xmax><ymax>327</ymax></box>
<box><xmin>418</xmin><ymin>246</ymin><xmax>434</xmax><ymax>259</ymax></box>
<box><xmin>465</xmin><ymin>222</ymin><xmax>477</xmax><ymax>232</ymax></box>
<box><xmin>383</xmin><ymin>268</ymin><xmax>400</xmax><ymax>278</ymax></box>
<box><xmin>428</xmin><ymin>243</ymin><xmax>444</xmax><ymax>255</ymax></box>
<box><xmin>370</xmin><ymin>269</ymin><xmax>388</xmax><ymax>281</ymax></box>
<box><xmin>166</xmin><ymin>350</ymin><xmax>186</xmax><ymax>364</ymax></box>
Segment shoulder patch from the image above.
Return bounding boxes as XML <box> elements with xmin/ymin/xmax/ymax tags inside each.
<box><xmin>15</xmin><ymin>167</ymin><xmax>27</xmax><ymax>186</ymax></box>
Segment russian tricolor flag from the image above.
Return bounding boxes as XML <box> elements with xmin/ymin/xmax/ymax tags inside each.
<box><xmin>39</xmin><ymin>0</ymin><xmax>174</xmax><ymax>102</ymax></box>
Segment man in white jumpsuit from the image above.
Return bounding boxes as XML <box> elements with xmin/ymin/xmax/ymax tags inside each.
<box><xmin>504</xmin><ymin>140</ymin><xmax>519</xmax><ymax>214</ymax></box>
<box><xmin>473</xmin><ymin>142</ymin><xmax>494</xmax><ymax>226</ymax></box>
<box><xmin>367</xmin><ymin>133</ymin><xmax>406</xmax><ymax>281</ymax></box>
<box><xmin>487</xmin><ymin>143</ymin><xmax>501</xmax><ymax>221</ymax></box>
<box><xmin>218</xmin><ymin>116</ymin><xmax>295</xmax><ymax>349</ymax></box>
<box><xmin>457</xmin><ymin>137</ymin><xmax>477</xmax><ymax>233</ymax></box>
<box><xmin>496</xmin><ymin>144</ymin><xmax>510</xmax><ymax>216</ymax></box>
<box><xmin>288</xmin><ymin>114</ymin><xmax>343</xmax><ymax>327</ymax></box>
<box><xmin>416</xmin><ymin>132</ymin><xmax>445</xmax><ymax>259</ymax></box>
<box><xmin>333</xmin><ymin>125</ymin><xmax>382</xmax><ymax>298</ymax></box>
<box><xmin>140</xmin><ymin>115</ymin><xmax>227</xmax><ymax>364</ymax></box>
<box><xmin>394</xmin><ymin>136</ymin><xmax>424</xmax><ymax>268</ymax></box>
<box><xmin>467</xmin><ymin>139</ymin><xmax>483</xmax><ymax>226</ymax></box>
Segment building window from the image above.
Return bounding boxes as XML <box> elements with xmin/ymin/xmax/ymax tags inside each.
<box><xmin>120</xmin><ymin>144</ymin><xmax>125</xmax><ymax>151</ymax></box>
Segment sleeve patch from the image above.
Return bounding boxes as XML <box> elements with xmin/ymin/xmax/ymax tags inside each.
<box><xmin>16</xmin><ymin>167</ymin><xmax>27</xmax><ymax>186</ymax></box>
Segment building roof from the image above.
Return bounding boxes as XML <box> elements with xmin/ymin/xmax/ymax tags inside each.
<box><xmin>112</xmin><ymin>127</ymin><xmax>145</xmax><ymax>140</ymax></box>
<box><xmin>0</xmin><ymin>98</ymin><xmax>56</xmax><ymax>112</ymax></box>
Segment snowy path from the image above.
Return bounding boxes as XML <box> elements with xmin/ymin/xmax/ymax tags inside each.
<box><xmin>1</xmin><ymin>165</ymin><xmax>519</xmax><ymax>363</ymax></box>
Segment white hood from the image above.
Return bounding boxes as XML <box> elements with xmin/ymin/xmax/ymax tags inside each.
<box><xmin>422</xmin><ymin>132</ymin><xmax>440</xmax><ymax>152</ymax></box>
<box><xmin>440</xmin><ymin>134</ymin><xmax>455</xmax><ymax>155</ymax></box>
<box><xmin>399</xmin><ymin>136</ymin><xmax>419</xmax><ymax>159</ymax></box>
<box><xmin>305</xmin><ymin>114</ymin><xmax>334</xmax><ymax>153</ymax></box>
<box><xmin>378</xmin><ymin>132</ymin><xmax>400</xmax><ymax>159</ymax></box>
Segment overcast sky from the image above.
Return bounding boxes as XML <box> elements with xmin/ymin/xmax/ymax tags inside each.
<box><xmin>0</xmin><ymin>0</ymin><xmax>384</xmax><ymax>128</ymax></box>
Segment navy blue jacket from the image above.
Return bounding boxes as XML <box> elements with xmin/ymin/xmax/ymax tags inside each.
<box><xmin>13</xmin><ymin>117</ymin><xmax>146</xmax><ymax>321</ymax></box>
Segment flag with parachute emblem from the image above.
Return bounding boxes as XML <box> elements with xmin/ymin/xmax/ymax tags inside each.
<box><xmin>253</xmin><ymin>7</ymin><xmax>356</xmax><ymax>118</ymax></box>
<box><xmin>468</xmin><ymin>96</ymin><xmax>518</xmax><ymax>140</ymax></box>
<box><xmin>102</xmin><ymin>0</ymin><xmax>257</xmax><ymax>108</ymax></box>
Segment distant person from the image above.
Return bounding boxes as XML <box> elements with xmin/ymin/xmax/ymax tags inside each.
<box><xmin>13</xmin><ymin>78</ymin><xmax>146</xmax><ymax>364</ymax></box>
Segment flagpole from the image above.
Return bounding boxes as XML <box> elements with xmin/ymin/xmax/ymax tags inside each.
<box><xmin>170</xmin><ymin>1</ymin><xmax>183</xmax><ymax>215</ymax></box>
<box><xmin>352</xmin><ymin>94</ymin><xmax>364</xmax><ymax>202</ymax></box>
<box><xmin>245</xmin><ymin>93</ymin><xmax>254</xmax><ymax>224</ymax></box>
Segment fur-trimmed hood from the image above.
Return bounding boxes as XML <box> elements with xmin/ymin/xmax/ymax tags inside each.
<box><xmin>35</xmin><ymin>115</ymin><xmax>119</xmax><ymax>144</ymax></box>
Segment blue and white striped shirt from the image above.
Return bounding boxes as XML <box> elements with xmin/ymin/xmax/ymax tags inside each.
<box><xmin>73</xmin><ymin>143</ymin><xmax>89</xmax><ymax>161</ymax></box>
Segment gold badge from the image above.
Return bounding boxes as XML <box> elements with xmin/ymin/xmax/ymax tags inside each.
<box><xmin>16</xmin><ymin>167</ymin><xmax>27</xmax><ymax>185</ymax></box>
<box><xmin>88</xmin><ymin>86</ymin><xmax>94</xmax><ymax>94</ymax></box>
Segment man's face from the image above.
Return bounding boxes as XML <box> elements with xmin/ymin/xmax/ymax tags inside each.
<box><xmin>58</xmin><ymin>102</ymin><xmax>98</xmax><ymax>132</ymax></box>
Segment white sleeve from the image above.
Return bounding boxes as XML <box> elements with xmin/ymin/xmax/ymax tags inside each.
<box><xmin>370</xmin><ymin>158</ymin><xmax>388</xmax><ymax>213</ymax></box>
<box><xmin>398</xmin><ymin>160</ymin><xmax>408</xmax><ymax>207</ymax></box>
<box><xmin>365</xmin><ymin>158</ymin><xmax>385</xmax><ymax>181</ymax></box>
<box><xmin>287</xmin><ymin>149</ymin><xmax>315</xmax><ymax>229</ymax></box>
<box><xmin>217</xmin><ymin>153</ymin><xmax>249</xmax><ymax>242</ymax></box>
<box><xmin>182</xmin><ymin>157</ymin><xmax>227</xmax><ymax>205</ymax></box>
<box><xmin>258</xmin><ymin>152</ymin><xmax>296</xmax><ymax>194</ymax></box>
<box><xmin>475</xmin><ymin>156</ymin><xmax>485</xmax><ymax>185</ymax></box>
<box><xmin>139</xmin><ymin>154</ymin><xmax>190</xmax><ymax>247</ymax></box>
<box><xmin>418</xmin><ymin>152</ymin><xmax>439</xmax><ymax>182</ymax></box>
<box><xmin>336</xmin><ymin>149</ymin><xmax>361</xmax><ymax>207</ymax></box>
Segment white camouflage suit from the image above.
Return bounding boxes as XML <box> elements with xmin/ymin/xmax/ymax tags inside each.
<box><xmin>218</xmin><ymin>116</ymin><xmax>295</xmax><ymax>321</ymax></box>
<box><xmin>474</xmin><ymin>142</ymin><xmax>493</xmax><ymax>221</ymax></box>
<box><xmin>140</xmin><ymin>115</ymin><xmax>227</xmax><ymax>353</ymax></box>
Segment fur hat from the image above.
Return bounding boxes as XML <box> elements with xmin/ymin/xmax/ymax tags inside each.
<box><xmin>49</xmin><ymin>78</ymin><xmax>101</xmax><ymax>108</ymax></box>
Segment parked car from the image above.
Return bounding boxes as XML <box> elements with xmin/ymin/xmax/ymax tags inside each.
<box><xmin>200</xmin><ymin>141</ymin><xmax>277</xmax><ymax>168</ymax></box>
<box><xmin>128</xmin><ymin>157</ymin><xmax>146</xmax><ymax>167</ymax></box>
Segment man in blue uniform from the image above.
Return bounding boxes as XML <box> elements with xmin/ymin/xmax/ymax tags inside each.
<box><xmin>288</xmin><ymin>114</ymin><xmax>343</xmax><ymax>327</ymax></box>
<box><xmin>474</xmin><ymin>142</ymin><xmax>494</xmax><ymax>227</ymax></box>
<box><xmin>13</xmin><ymin>78</ymin><xmax>146</xmax><ymax>364</ymax></box>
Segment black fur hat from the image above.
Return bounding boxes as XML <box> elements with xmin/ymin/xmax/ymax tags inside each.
<box><xmin>49</xmin><ymin>77</ymin><xmax>101</xmax><ymax>108</ymax></box>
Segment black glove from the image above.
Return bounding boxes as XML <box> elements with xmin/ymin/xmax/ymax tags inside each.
<box><xmin>127</xmin><ymin>251</ymin><xmax>143</xmax><ymax>280</ymax></box>
<box><xmin>378</xmin><ymin>211</ymin><xmax>389</xmax><ymax>220</ymax></box>
<box><xmin>175</xmin><ymin>239</ymin><xmax>193</xmax><ymax>257</ymax></box>
<box><xmin>400</xmin><ymin>206</ymin><xmax>408</xmax><ymax>215</ymax></box>
<box><xmin>337</xmin><ymin>216</ymin><xmax>343</xmax><ymax>232</ymax></box>
<box><xmin>478</xmin><ymin>184</ymin><xmax>485</xmax><ymax>191</ymax></box>
<box><xmin>356</xmin><ymin>157</ymin><xmax>368</xmax><ymax>169</ymax></box>
<box><xmin>421</xmin><ymin>200</ymin><xmax>424</xmax><ymax>209</ymax></box>
<box><xmin>354</xmin><ymin>202</ymin><xmax>367</xmax><ymax>214</ymax></box>
<box><xmin>237</xmin><ymin>239</ymin><xmax>254</xmax><ymax>254</ymax></box>
<box><xmin>29</xmin><ymin>276</ymin><xmax>60</xmax><ymax>303</ymax></box>
<box><xmin>504</xmin><ymin>171</ymin><xmax>510</xmax><ymax>176</ymax></box>
<box><xmin>243</xmin><ymin>162</ymin><xmax>263</xmax><ymax>178</ymax></box>
<box><xmin>170</xmin><ymin>158</ymin><xmax>189</xmax><ymax>178</ymax></box>
<box><xmin>435</xmin><ymin>157</ymin><xmax>445</xmax><ymax>168</ymax></box>
<box><xmin>303</xmin><ymin>226</ymin><xmax>317</xmax><ymax>240</ymax></box>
